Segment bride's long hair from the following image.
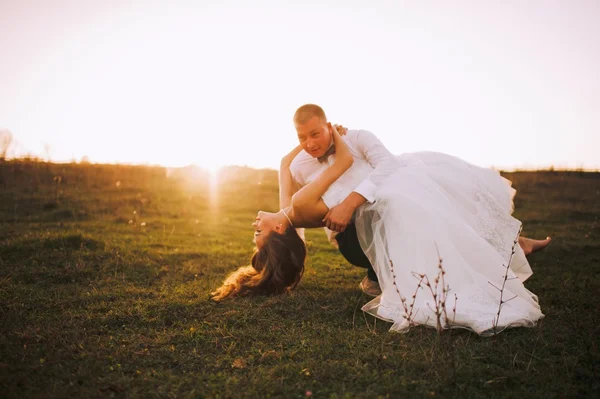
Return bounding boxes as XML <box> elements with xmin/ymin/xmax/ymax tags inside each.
<box><xmin>210</xmin><ymin>227</ymin><xmax>306</xmax><ymax>301</ymax></box>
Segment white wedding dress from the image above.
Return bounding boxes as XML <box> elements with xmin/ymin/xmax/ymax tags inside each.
<box><xmin>323</xmin><ymin>151</ymin><xmax>544</xmax><ymax>336</ymax></box>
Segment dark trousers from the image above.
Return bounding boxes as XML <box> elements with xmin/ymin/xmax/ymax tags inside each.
<box><xmin>334</xmin><ymin>222</ymin><xmax>378</xmax><ymax>282</ymax></box>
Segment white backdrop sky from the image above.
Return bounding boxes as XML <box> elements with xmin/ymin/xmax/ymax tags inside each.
<box><xmin>1</xmin><ymin>0</ymin><xmax>598</xmax><ymax>170</ymax></box>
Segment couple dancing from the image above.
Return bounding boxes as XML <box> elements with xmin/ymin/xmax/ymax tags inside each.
<box><xmin>212</xmin><ymin>104</ymin><xmax>551</xmax><ymax>336</ymax></box>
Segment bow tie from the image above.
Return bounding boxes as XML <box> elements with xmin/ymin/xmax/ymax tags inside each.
<box><xmin>317</xmin><ymin>145</ymin><xmax>336</xmax><ymax>163</ymax></box>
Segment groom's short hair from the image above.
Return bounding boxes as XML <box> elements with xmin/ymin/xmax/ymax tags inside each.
<box><xmin>293</xmin><ymin>104</ymin><xmax>327</xmax><ymax>126</ymax></box>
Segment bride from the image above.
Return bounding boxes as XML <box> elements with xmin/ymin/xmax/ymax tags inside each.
<box><xmin>212</xmin><ymin>124</ymin><xmax>545</xmax><ymax>336</ymax></box>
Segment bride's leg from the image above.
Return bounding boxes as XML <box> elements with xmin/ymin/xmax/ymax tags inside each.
<box><xmin>519</xmin><ymin>236</ymin><xmax>552</xmax><ymax>256</ymax></box>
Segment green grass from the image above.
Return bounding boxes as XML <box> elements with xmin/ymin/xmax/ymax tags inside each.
<box><xmin>0</xmin><ymin>160</ymin><xmax>598</xmax><ymax>398</ymax></box>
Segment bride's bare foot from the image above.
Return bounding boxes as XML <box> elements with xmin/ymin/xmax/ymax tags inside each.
<box><xmin>519</xmin><ymin>236</ymin><xmax>552</xmax><ymax>256</ymax></box>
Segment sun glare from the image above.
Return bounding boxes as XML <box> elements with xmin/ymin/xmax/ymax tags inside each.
<box><xmin>208</xmin><ymin>165</ymin><xmax>220</xmax><ymax>209</ymax></box>
<box><xmin>207</xmin><ymin>164</ymin><xmax>222</xmax><ymax>178</ymax></box>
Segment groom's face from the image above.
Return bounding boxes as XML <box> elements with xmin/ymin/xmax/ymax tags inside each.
<box><xmin>295</xmin><ymin>116</ymin><xmax>332</xmax><ymax>159</ymax></box>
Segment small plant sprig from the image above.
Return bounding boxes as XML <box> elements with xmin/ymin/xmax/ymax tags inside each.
<box><xmin>390</xmin><ymin>259</ymin><xmax>424</xmax><ymax>326</ymax></box>
<box><xmin>452</xmin><ymin>293</ymin><xmax>458</xmax><ymax>323</ymax></box>
<box><xmin>488</xmin><ymin>225</ymin><xmax>523</xmax><ymax>335</ymax></box>
<box><xmin>390</xmin><ymin>248</ymin><xmax>456</xmax><ymax>334</ymax></box>
<box><xmin>422</xmin><ymin>252</ymin><xmax>452</xmax><ymax>334</ymax></box>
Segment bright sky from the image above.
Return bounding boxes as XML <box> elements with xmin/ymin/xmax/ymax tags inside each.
<box><xmin>1</xmin><ymin>0</ymin><xmax>598</xmax><ymax>170</ymax></box>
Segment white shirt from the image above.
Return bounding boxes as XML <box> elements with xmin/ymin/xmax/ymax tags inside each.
<box><xmin>290</xmin><ymin>129</ymin><xmax>401</xmax><ymax>208</ymax></box>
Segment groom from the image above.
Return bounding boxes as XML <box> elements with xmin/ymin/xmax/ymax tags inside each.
<box><xmin>285</xmin><ymin>104</ymin><xmax>551</xmax><ymax>297</ymax></box>
<box><xmin>287</xmin><ymin>104</ymin><xmax>400</xmax><ymax>296</ymax></box>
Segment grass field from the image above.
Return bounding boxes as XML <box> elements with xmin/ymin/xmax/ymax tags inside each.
<box><xmin>0</xmin><ymin>160</ymin><xmax>598</xmax><ymax>398</ymax></box>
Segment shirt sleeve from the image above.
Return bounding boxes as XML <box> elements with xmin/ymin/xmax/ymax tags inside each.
<box><xmin>351</xmin><ymin>130</ymin><xmax>400</xmax><ymax>203</ymax></box>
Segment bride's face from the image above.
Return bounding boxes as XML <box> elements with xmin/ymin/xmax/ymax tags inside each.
<box><xmin>252</xmin><ymin>211</ymin><xmax>283</xmax><ymax>248</ymax></box>
<box><xmin>296</xmin><ymin>116</ymin><xmax>332</xmax><ymax>159</ymax></box>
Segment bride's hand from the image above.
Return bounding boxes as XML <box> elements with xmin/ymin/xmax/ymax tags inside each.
<box><xmin>333</xmin><ymin>124</ymin><xmax>348</xmax><ymax>136</ymax></box>
<box><xmin>329</xmin><ymin>123</ymin><xmax>344</xmax><ymax>142</ymax></box>
<box><xmin>328</xmin><ymin>123</ymin><xmax>353</xmax><ymax>168</ymax></box>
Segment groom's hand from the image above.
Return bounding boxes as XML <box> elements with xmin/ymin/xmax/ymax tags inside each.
<box><xmin>323</xmin><ymin>192</ymin><xmax>368</xmax><ymax>232</ymax></box>
<box><xmin>322</xmin><ymin>202</ymin><xmax>354</xmax><ymax>232</ymax></box>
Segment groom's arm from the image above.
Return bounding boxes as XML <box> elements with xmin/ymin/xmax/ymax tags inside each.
<box><xmin>323</xmin><ymin>130</ymin><xmax>399</xmax><ymax>232</ymax></box>
<box><xmin>351</xmin><ymin>129</ymin><xmax>399</xmax><ymax>202</ymax></box>
<box><xmin>322</xmin><ymin>192</ymin><xmax>366</xmax><ymax>232</ymax></box>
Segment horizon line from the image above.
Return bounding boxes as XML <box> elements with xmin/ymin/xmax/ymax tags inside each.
<box><xmin>2</xmin><ymin>156</ymin><xmax>599</xmax><ymax>173</ymax></box>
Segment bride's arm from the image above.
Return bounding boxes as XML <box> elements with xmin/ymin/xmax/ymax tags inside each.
<box><xmin>291</xmin><ymin>125</ymin><xmax>353</xmax><ymax>220</ymax></box>
<box><xmin>279</xmin><ymin>145</ymin><xmax>303</xmax><ymax>209</ymax></box>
